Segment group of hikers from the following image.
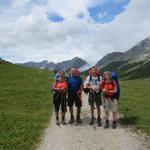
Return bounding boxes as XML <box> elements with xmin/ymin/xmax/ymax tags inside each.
<box><xmin>51</xmin><ymin>67</ymin><xmax>120</xmax><ymax>129</ymax></box>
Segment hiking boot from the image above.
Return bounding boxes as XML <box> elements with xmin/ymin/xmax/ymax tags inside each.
<box><xmin>61</xmin><ymin>117</ymin><xmax>66</xmax><ymax>125</ymax></box>
<box><xmin>61</xmin><ymin>120</ymin><xmax>67</xmax><ymax>125</ymax></box>
<box><xmin>56</xmin><ymin>117</ymin><xmax>60</xmax><ymax>125</ymax></box>
<box><xmin>97</xmin><ymin>117</ymin><xmax>102</xmax><ymax>127</ymax></box>
<box><xmin>76</xmin><ymin>117</ymin><xmax>83</xmax><ymax>123</ymax></box>
<box><xmin>112</xmin><ymin>121</ymin><xmax>117</xmax><ymax>129</ymax></box>
<box><xmin>89</xmin><ymin>118</ymin><xmax>94</xmax><ymax>125</ymax></box>
<box><xmin>69</xmin><ymin>115</ymin><xmax>75</xmax><ymax>124</ymax></box>
<box><xmin>104</xmin><ymin>120</ymin><xmax>109</xmax><ymax>128</ymax></box>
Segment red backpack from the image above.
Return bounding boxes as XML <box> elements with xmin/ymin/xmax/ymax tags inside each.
<box><xmin>102</xmin><ymin>80</ymin><xmax>117</xmax><ymax>98</ymax></box>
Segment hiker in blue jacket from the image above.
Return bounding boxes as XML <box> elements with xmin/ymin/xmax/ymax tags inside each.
<box><xmin>67</xmin><ymin>67</ymin><xmax>83</xmax><ymax>124</ymax></box>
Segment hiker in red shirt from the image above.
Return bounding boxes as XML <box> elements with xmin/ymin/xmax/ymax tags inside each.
<box><xmin>102</xmin><ymin>71</ymin><xmax>118</xmax><ymax>129</ymax></box>
<box><xmin>52</xmin><ymin>70</ymin><xmax>68</xmax><ymax>125</ymax></box>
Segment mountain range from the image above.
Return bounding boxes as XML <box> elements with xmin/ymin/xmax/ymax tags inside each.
<box><xmin>2</xmin><ymin>36</ymin><xmax>150</xmax><ymax>79</ymax></box>
<box><xmin>96</xmin><ymin>37</ymin><xmax>150</xmax><ymax>79</ymax></box>
<box><xmin>18</xmin><ymin>57</ymin><xmax>88</xmax><ymax>72</ymax></box>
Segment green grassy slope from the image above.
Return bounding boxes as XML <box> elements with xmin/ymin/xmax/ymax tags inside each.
<box><xmin>101</xmin><ymin>60</ymin><xmax>150</xmax><ymax>79</ymax></box>
<box><xmin>0</xmin><ymin>63</ymin><xmax>53</xmax><ymax>150</ymax></box>
<box><xmin>119</xmin><ymin>78</ymin><xmax>150</xmax><ymax>134</ymax></box>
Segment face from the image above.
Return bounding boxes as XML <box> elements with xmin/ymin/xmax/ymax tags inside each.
<box><xmin>105</xmin><ymin>73</ymin><xmax>111</xmax><ymax>80</ymax></box>
<box><xmin>91</xmin><ymin>68</ymin><xmax>97</xmax><ymax>76</ymax></box>
<box><xmin>70</xmin><ymin>68</ymin><xmax>77</xmax><ymax>76</ymax></box>
<box><xmin>59</xmin><ymin>70</ymin><xmax>65</xmax><ymax>78</ymax></box>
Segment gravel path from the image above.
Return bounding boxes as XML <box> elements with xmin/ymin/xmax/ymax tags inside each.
<box><xmin>37</xmin><ymin>93</ymin><xmax>148</xmax><ymax>150</ymax></box>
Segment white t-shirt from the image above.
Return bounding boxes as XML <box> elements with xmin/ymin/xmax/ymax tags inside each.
<box><xmin>84</xmin><ymin>75</ymin><xmax>102</xmax><ymax>93</ymax></box>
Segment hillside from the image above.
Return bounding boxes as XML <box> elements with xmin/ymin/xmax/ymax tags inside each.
<box><xmin>96</xmin><ymin>37</ymin><xmax>150</xmax><ymax>79</ymax></box>
<box><xmin>0</xmin><ymin>58</ymin><xmax>10</xmax><ymax>64</ymax></box>
<box><xmin>0</xmin><ymin>63</ymin><xmax>53</xmax><ymax>150</ymax></box>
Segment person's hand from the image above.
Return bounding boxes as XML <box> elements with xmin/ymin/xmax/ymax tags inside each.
<box><xmin>86</xmin><ymin>85</ymin><xmax>91</xmax><ymax>89</ymax></box>
<box><xmin>103</xmin><ymin>88</ymin><xmax>107</xmax><ymax>92</ymax></box>
<box><xmin>60</xmin><ymin>87</ymin><xmax>65</xmax><ymax>90</ymax></box>
<box><xmin>109</xmin><ymin>90</ymin><xmax>116</xmax><ymax>94</ymax></box>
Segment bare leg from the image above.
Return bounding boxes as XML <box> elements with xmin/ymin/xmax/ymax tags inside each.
<box><xmin>96</xmin><ymin>105</ymin><xmax>101</xmax><ymax>118</ymax></box>
<box><xmin>104</xmin><ymin>111</ymin><xmax>109</xmax><ymax>128</ymax></box>
<box><xmin>69</xmin><ymin>106</ymin><xmax>74</xmax><ymax>124</ymax></box>
<box><xmin>55</xmin><ymin>111</ymin><xmax>59</xmax><ymax>120</ymax></box>
<box><xmin>77</xmin><ymin>107</ymin><xmax>81</xmax><ymax>118</ymax></box>
<box><xmin>69</xmin><ymin>106</ymin><xmax>73</xmax><ymax>117</ymax></box>
<box><xmin>96</xmin><ymin>105</ymin><xmax>102</xmax><ymax>126</ymax></box>
<box><xmin>105</xmin><ymin>111</ymin><xmax>109</xmax><ymax>120</ymax></box>
<box><xmin>76</xmin><ymin>107</ymin><xmax>82</xmax><ymax>123</ymax></box>
<box><xmin>112</xmin><ymin>112</ymin><xmax>117</xmax><ymax>129</ymax></box>
<box><xmin>113</xmin><ymin>112</ymin><xmax>117</xmax><ymax>121</ymax></box>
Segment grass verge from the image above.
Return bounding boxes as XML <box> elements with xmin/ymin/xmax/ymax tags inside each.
<box><xmin>119</xmin><ymin>78</ymin><xmax>150</xmax><ymax>134</ymax></box>
<box><xmin>0</xmin><ymin>63</ymin><xmax>53</xmax><ymax>150</ymax></box>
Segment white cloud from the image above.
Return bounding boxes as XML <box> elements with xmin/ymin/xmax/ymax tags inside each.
<box><xmin>12</xmin><ymin>0</ymin><xmax>31</xmax><ymax>8</ymax></box>
<box><xmin>0</xmin><ymin>0</ymin><xmax>150</xmax><ymax>65</ymax></box>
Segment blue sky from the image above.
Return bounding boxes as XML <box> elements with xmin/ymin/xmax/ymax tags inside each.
<box><xmin>47</xmin><ymin>12</ymin><xmax>65</xmax><ymax>22</ymax></box>
<box><xmin>0</xmin><ymin>0</ymin><xmax>150</xmax><ymax>64</ymax></box>
<box><xmin>88</xmin><ymin>0</ymin><xmax>129</xmax><ymax>23</ymax></box>
<box><xmin>0</xmin><ymin>0</ymin><xmax>129</xmax><ymax>23</ymax></box>
<box><xmin>47</xmin><ymin>0</ymin><xmax>130</xmax><ymax>24</ymax></box>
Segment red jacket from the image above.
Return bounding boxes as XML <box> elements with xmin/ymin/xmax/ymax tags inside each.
<box><xmin>102</xmin><ymin>80</ymin><xmax>117</xmax><ymax>99</ymax></box>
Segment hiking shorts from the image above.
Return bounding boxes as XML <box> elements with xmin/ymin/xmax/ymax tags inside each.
<box><xmin>103</xmin><ymin>98</ymin><xmax>118</xmax><ymax>112</ymax></box>
<box><xmin>88</xmin><ymin>91</ymin><xmax>102</xmax><ymax>106</ymax></box>
<box><xmin>68</xmin><ymin>92</ymin><xmax>82</xmax><ymax>107</ymax></box>
<box><xmin>53</xmin><ymin>92</ymin><xmax>67</xmax><ymax>113</ymax></box>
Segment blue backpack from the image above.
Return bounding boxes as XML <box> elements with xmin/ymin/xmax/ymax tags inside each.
<box><xmin>111</xmin><ymin>72</ymin><xmax>121</xmax><ymax>100</ymax></box>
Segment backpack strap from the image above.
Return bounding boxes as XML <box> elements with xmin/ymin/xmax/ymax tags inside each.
<box><xmin>89</xmin><ymin>75</ymin><xmax>100</xmax><ymax>82</ymax></box>
<box><xmin>97</xmin><ymin>75</ymin><xmax>100</xmax><ymax>81</ymax></box>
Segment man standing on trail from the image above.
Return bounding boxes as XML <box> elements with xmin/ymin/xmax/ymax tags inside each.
<box><xmin>84</xmin><ymin>67</ymin><xmax>102</xmax><ymax>126</ymax></box>
<box><xmin>67</xmin><ymin>67</ymin><xmax>83</xmax><ymax>124</ymax></box>
<box><xmin>102</xmin><ymin>71</ymin><xmax>118</xmax><ymax>129</ymax></box>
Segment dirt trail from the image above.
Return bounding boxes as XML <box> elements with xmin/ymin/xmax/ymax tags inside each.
<box><xmin>37</xmin><ymin>93</ymin><xmax>148</xmax><ymax>150</ymax></box>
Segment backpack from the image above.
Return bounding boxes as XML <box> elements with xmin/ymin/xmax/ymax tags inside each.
<box><xmin>89</xmin><ymin>75</ymin><xmax>100</xmax><ymax>83</ymax></box>
<box><xmin>84</xmin><ymin>75</ymin><xmax>101</xmax><ymax>94</ymax></box>
<box><xmin>111</xmin><ymin>72</ymin><xmax>120</xmax><ymax>100</ymax></box>
<box><xmin>102</xmin><ymin>80</ymin><xmax>117</xmax><ymax>100</ymax></box>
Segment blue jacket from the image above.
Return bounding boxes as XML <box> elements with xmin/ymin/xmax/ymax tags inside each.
<box><xmin>67</xmin><ymin>76</ymin><xmax>83</xmax><ymax>93</ymax></box>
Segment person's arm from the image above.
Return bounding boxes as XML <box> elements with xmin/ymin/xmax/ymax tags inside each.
<box><xmin>99</xmin><ymin>76</ymin><xmax>103</xmax><ymax>90</ymax></box>
<box><xmin>80</xmin><ymin>77</ymin><xmax>84</xmax><ymax>91</ymax></box>
<box><xmin>60</xmin><ymin>81</ymin><xmax>68</xmax><ymax>91</ymax></box>
<box><xmin>53</xmin><ymin>82</ymin><xmax>61</xmax><ymax>91</ymax></box>
<box><xmin>109</xmin><ymin>81</ymin><xmax>117</xmax><ymax>94</ymax></box>
<box><xmin>53</xmin><ymin>86</ymin><xmax>61</xmax><ymax>91</ymax></box>
<box><xmin>102</xmin><ymin>81</ymin><xmax>107</xmax><ymax>93</ymax></box>
<box><xmin>84</xmin><ymin>76</ymin><xmax>91</xmax><ymax>89</ymax></box>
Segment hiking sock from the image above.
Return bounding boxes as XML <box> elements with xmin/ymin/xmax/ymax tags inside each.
<box><xmin>56</xmin><ymin>117</ymin><xmax>60</xmax><ymax>125</ymax></box>
<box><xmin>89</xmin><ymin>117</ymin><xmax>95</xmax><ymax>125</ymax></box>
<box><xmin>69</xmin><ymin>114</ymin><xmax>74</xmax><ymax>124</ymax></box>
<box><xmin>61</xmin><ymin>116</ymin><xmax>66</xmax><ymax>125</ymax></box>
<box><xmin>76</xmin><ymin>115</ymin><xmax>82</xmax><ymax>123</ymax></box>
<box><xmin>97</xmin><ymin>117</ymin><xmax>102</xmax><ymax>127</ymax></box>
<box><xmin>61</xmin><ymin>116</ymin><xmax>64</xmax><ymax>122</ymax></box>
<box><xmin>104</xmin><ymin>119</ymin><xmax>109</xmax><ymax>128</ymax></box>
<box><xmin>112</xmin><ymin>120</ymin><xmax>117</xmax><ymax>129</ymax></box>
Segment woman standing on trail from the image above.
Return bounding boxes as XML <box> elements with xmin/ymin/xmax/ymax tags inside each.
<box><xmin>52</xmin><ymin>70</ymin><xmax>68</xmax><ymax>125</ymax></box>
<box><xmin>102</xmin><ymin>71</ymin><xmax>118</xmax><ymax>129</ymax></box>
